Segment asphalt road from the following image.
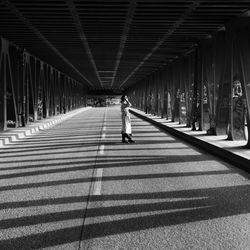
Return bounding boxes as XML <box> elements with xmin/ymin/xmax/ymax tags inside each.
<box><xmin>0</xmin><ymin>106</ymin><xmax>250</xmax><ymax>250</ymax></box>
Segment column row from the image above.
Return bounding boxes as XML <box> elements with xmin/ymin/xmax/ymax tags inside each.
<box><xmin>128</xmin><ymin>17</ymin><xmax>250</xmax><ymax>147</ymax></box>
<box><xmin>0</xmin><ymin>37</ymin><xmax>87</xmax><ymax>131</ymax></box>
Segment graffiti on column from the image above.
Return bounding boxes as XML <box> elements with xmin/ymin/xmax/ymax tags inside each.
<box><xmin>203</xmin><ymin>85</ymin><xmax>208</xmax><ymax>104</ymax></box>
<box><xmin>232</xmin><ymin>79</ymin><xmax>246</xmax><ymax>140</ymax></box>
<box><xmin>174</xmin><ymin>89</ymin><xmax>180</xmax><ymax>122</ymax></box>
<box><xmin>207</xmin><ymin>82</ymin><xmax>216</xmax><ymax>134</ymax></box>
<box><xmin>37</xmin><ymin>96</ymin><xmax>43</xmax><ymax>119</ymax></box>
<box><xmin>203</xmin><ymin>84</ymin><xmax>210</xmax><ymax>130</ymax></box>
<box><xmin>191</xmin><ymin>83</ymin><xmax>200</xmax><ymax>128</ymax></box>
<box><xmin>187</xmin><ymin>84</ymin><xmax>193</xmax><ymax>126</ymax></box>
<box><xmin>232</xmin><ymin>79</ymin><xmax>242</xmax><ymax>98</ymax></box>
<box><xmin>180</xmin><ymin>92</ymin><xmax>187</xmax><ymax>124</ymax></box>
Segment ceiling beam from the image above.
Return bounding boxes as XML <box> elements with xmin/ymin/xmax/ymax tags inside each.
<box><xmin>111</xmin><ymin>0</ymin><xmax>136</xmax><ymax>87</ymax></box>
<box><xmin>1</xmin><ymin>0</ymin><xmax>94</xmax><ymax>88</ymax></box>
<box><xmin>65</xmin><ymin>0</ymin><xmax>103</xmax><ymax>88</ymax></box>
<box><xmin>119</xmin><ymin>1</ymin><xmax>200</xmax><ymax>88</ymax></box>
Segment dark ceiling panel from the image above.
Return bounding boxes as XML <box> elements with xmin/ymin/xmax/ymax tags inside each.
<box><xmin>0</xmin><ymin>0</ymin><xmax>249</xmax><ymax>91</ymax></box>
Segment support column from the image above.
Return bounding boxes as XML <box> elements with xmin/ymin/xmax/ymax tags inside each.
<box><xmin>0</xmin><ymin>38</ymin><xmax>7</xmax><ymax>131</ymax></box>
<box><xmin>226</xmin><ymin>44</ymin><xmax>234</xmax><ymax>140</ymax></box>
<box><xmin>192</xmin><ymin>45</ymin><xmax>200</xmax><ymax>131</ymax></box>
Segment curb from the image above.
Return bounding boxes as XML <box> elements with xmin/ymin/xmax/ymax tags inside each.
<box><xmin>130</xmin><ymin>109</ymin><xmax>250</xmax><ymax>173</ymax></box>
<box><xmin>0</xmin><ymin>107</ymin><xmax>92</xmax><ymax>148</ymax></box>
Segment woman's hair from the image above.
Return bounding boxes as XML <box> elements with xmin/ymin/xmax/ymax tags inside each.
<box><xmin>121</xmin><ymin>95</ymin><xmax>126</xmax><ymax>102</ymax></box>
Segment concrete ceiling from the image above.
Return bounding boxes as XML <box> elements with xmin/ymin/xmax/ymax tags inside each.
<box><xmin>0</xmin><ymin>0</ymin><xmax>250</xmax><ymax>91</ymax></box>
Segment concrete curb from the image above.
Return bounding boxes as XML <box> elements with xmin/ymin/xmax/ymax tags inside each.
<box><xmin>0</xmin><ymin>107</ymin><xmax>92</xmax><ymax>148</ymax></box>
<box><xmin>130</xmin><ymin>109</ymin><xmax>250</xmax><ymax>173</ymax></box>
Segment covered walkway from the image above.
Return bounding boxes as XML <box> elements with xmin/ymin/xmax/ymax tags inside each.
<box><xmin>0</xmin><ymin>106</ymin><xmax>250</xmax><ymax>249</ymax></box>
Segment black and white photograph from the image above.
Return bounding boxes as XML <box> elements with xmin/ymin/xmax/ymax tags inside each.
<box><xmin>0</xmin><ymin>1</ymin><xmax>250</xmax><ymax>249</ymax></box>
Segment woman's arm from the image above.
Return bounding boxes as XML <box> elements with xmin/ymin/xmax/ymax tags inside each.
<box><xmin>125</xmin><ymin>97</ymin><xmax>132</xmax><ymax>107</ymax></box>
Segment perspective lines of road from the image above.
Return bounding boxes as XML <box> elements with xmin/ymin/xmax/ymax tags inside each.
<box><xmin>0</xmin><ymin>106</ymin><xmax>250</xmax><ymax>250</ymax></box>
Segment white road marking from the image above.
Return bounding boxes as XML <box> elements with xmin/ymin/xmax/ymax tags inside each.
<box><xmin>93</xmin><ymin>168</ymin><xmax>103</xmax><ymax>196</ymax></box>
<box><xmin>99</xmin><ymin>144</ymin><xmax>105</xmax><ymax>154</ymax></box>
<box><xmin>92</xmin><ymin>110</ymin><xmax>107</xmax><ymax>196</ymax></box>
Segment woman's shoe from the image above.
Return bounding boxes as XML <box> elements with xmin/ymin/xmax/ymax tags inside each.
<box><xmin>125</xmin><ymin>133</ymin><xmax>135</xmax><ymax>143</ymax></box>
<box><xmin>122</xmin><ymin>133</ymin><xmax>128</xmax><ymax>143</ymax></box>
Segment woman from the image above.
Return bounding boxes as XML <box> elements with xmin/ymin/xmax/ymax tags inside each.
<box><xmin>120</xmin><ymin>95</ymin><xmax>135</xmax><ymax>143</ymax></box>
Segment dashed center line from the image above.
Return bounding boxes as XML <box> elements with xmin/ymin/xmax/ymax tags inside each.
<box><xmin>93</xmin><ymin>168</ymin><xmax>103</xmax><ymax>196</ymax></box>
<box><xmin>92</xmin><ymin>109</ymin><xmax>107</xmax><ymax>196</ymax></box>
<box><xmin>99</xmin><ymin>144</ymin><xmax>105</xmax><ymax>154</ymax></box>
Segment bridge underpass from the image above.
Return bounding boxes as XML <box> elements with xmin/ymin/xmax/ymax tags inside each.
<box><xmin>1</xmin><ymin>1</ymin><xmax>250</xmax><ymax>249</ymax></box>
<box><xmin>0</xmin><ymin>106</ymin><xmax>250</xmax><ymax>249</ymax></box>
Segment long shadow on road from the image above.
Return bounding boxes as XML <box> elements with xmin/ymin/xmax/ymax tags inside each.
<box><xmin>0</xmin><ymin>185</ymin><xmax>250</xmax><ymax>249</ymax></box>
<box><xmin>0</xmin><ymin>153</ymin><xmax>228</xmax><ymax>182</ymax></box>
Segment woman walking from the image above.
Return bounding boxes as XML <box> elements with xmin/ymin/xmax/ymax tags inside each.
<box><xmin>120</xmin><ymin>95</ymin><xmax>135</xmax><ymax>143</ymax></box>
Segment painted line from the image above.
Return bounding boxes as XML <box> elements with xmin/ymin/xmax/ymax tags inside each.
<box><xmin>92</xmin><ymin>109</ymin><xmax>107</xmax><ymax>196</ymax></box>
<box><xmin>92</xmin><ymin>168</ymin><xmax>103</xmax><ymax>196</ymax></box>
<box><xmin>99</xmin><ymin>144</ymin><xmax>105</xmax><ymax>155</ymax></box>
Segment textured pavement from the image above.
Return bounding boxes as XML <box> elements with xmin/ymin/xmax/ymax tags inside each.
<box><xmin>0</xmin><ymin>106</ymin><xmax>250</xmax><ymax>250</ymax></box>
<box><xmin>129</xmin><ymin>108</ymin><xmax>250</xmax><ymax>172</ymax></box>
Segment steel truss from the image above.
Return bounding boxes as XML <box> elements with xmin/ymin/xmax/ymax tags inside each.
<box><xmin>0</xmin><ymin>37</ymin><xmax>87</xmax><ymax>131</ymax></box>
<box><xmin>128</xmin><ymin>18</ymin><xmax>250</xmax><ymax>147</ymax></box>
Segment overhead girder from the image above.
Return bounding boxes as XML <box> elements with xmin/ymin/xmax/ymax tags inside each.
<box><xmin>1</xmin><ymin>0</ymin><xmax>249</xmax><ymax>90</ymax></box>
